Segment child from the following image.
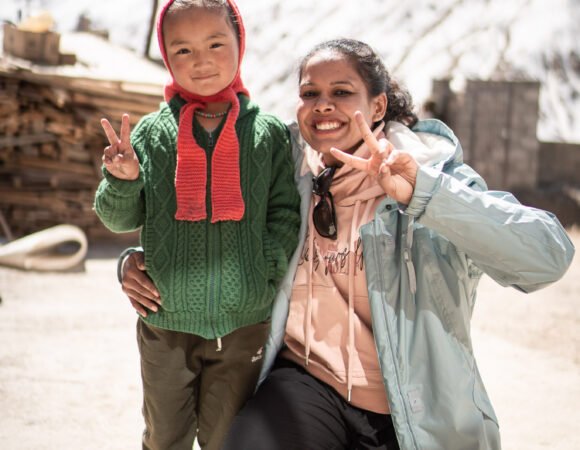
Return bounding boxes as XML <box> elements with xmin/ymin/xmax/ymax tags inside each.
<box><xmin>93</xmin><ymin>1</ymin><xmax>300</xmax><ymax>449</ymax></box>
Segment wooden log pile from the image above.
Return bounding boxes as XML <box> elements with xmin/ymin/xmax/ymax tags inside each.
<box><xmin>0</xmin><ymin>68</ymin><xmax>163</xmax><ymax>240</ymax></box>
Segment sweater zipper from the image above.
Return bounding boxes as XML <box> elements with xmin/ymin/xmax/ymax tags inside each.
<box><xmin>206</xmin><ymin>129</ymin><xmax>222</xmax><ymax>349</ymax></box>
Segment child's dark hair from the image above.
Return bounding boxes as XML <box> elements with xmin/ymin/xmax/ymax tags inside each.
<box><xmin>299</xmin><ymin>39</ymin><xmax>418</xmax><ymax>128</ymax></box>
<box><xmin>165</xmin><ymin>0</ymin><xmax>240</xmax><ymax>42</ymax></box>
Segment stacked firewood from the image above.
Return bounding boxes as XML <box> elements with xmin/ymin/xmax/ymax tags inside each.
<box><xmin>0</xmin><ymin>68</ymin><xmax>163</xmax><ymax>240</ymax></box>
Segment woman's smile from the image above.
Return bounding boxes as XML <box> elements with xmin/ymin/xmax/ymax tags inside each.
<box><xmin>313</xmin><ymin>120</ymin><xmax>345</xmax><ymax>131</ymax></box>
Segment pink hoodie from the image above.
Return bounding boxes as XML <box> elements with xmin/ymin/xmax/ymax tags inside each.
<box><xmin>282</xmin><ymin>121</ymin><xmax>455</xmax><ymax>413</ymax></box>
<box><xmin>282</xmin><ymin>139</ymin><xmax>390</xmax><ymax>414</ymax></box>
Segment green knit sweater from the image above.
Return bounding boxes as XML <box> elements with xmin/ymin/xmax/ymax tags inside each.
<box><xmin>94</xmin><ymin>95</ymin><xmax>301</xmax><ymax>338</ymax></box>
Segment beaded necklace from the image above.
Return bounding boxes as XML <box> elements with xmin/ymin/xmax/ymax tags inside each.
<box><xmin>194</xmin><ymin>109</ymin><xmax>229</xmax><ymax>119</ymax></box>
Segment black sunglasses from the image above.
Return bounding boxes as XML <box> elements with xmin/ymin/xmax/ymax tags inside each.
<box><xmin>312</xmin><ymin>166</ymin><xmax>337</xmax><ymax>240</ymax></box>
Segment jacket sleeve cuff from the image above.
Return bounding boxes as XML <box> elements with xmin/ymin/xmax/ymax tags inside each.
<box><xmin>117</xmin><ymin>246</ymin><xmax>143</xmax><ymax>283</ymax></box>
<box><xmin>403</xmin><ymin>166</ymin><xmax>441</xmax><ymax>218</ymax></box>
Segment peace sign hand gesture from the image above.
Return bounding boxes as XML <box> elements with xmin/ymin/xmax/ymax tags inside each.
<box><xmin>330</xmin><ymin>111</ymin><xmax>418</xmax><ymax>205</ymax></box>
<box><xmin>100</xmin><ymin>113</ymin><xmax>139</xmax><ymax>181</ymax></box>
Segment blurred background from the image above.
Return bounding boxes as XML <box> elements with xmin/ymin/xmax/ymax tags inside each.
<box><xmin>0</xmin><ymin>1</ymin><xmax>578</xmax><ymax>450</ymax></box>
<box><xmin>0</xmin><ymin>0</ymin><xmax>578</xmax><ymax>240</ymax></box>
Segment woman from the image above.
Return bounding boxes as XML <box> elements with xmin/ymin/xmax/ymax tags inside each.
<box><xmin>118</xmin><ymin>39</ymin><xmax>574</xmax><ymax>449</ymax></box>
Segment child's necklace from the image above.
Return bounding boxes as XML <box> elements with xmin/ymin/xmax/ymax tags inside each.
<box><xmin>194</xmin><ymin>109</ymin><xmax>229</xmax><ymax>119</ymax></box>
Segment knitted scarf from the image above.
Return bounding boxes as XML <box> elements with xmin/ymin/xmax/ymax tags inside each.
<box><xmin>157</xmin><ymin>0</ymin><xmax>248</xmax><ymax>222</ymax></box>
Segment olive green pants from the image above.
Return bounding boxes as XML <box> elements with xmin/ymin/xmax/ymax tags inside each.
<box><xmin>137</xmin><ymin>319</ymin><xmax>270</xmax><ymax>450</ymax></box>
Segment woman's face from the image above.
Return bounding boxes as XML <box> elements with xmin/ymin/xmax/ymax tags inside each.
<box><xmin>296</xmin><ymin>52</ymin><xmax>386</xmax><ymax>166</ymax></box>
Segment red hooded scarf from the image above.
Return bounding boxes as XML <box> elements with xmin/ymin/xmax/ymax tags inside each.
<box><xmin>157</xmin><ymin>0</ymin><xmax>249</xmax><ymax>222</ymax></box>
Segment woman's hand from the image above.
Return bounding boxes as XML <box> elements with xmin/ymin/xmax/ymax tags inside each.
<box><xmin>330</xmin><ymin>111</ymin><xmax>418</xmax><ymax>205</ymax></box>
<box><xmin>101</xmin><ymin>113</ymin><xmax>140</xmax><ymax>180</ymax></box>
<box><xmin>121</xmin><ymin>251</ymin><xmax>161</xmax><ymax>317</ymax></box>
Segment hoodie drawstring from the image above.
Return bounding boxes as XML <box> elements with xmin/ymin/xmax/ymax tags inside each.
<box><xmin>304</xmin><ymin>202</ymin><xmax>316</xmax><ymax>366</ymax></box>
<box><xmin>303</xmin><ymin>192</ymin><xmax>376</xmax><ymax>403</ymax></box>
<box><xmin>346</xmin><ymin>200</ymin><xmax>363</xmax><ymax>402</ymax></box>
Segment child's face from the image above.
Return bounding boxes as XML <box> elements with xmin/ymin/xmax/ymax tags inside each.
<box><xmin>297</xmin><ymin>52</ymin><xmax>386</xmax><ymax>166</ymax></box>
<box><xmin>163</xmin><ymin>7</ymin><xmax>239</xmax><ymax>97</ymax></box>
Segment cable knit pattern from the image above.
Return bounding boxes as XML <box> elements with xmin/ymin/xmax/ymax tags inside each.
<box><xmin>174</xmin><ymin>87</ymin><xmax>246</xmax><ymax>222</ymax></box>
<box><xmin>94</xmin><ymin>95</ymin><xmax>301</xmax><ymax>338</ymax></box>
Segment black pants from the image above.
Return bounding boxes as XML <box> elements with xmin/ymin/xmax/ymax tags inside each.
<box><xmin>221</xmin><ymin>358</ymin><xmax>400</xmax><ymax>450</ymax></box>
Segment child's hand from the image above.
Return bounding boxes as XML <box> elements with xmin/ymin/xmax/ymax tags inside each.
<box><xmin>100</xmin><ymin>113</ymin><xmax>139</xmax><ymax>180</ymax></box>
<box><xmin>330</xmin><ymin>111</ymin><xmax>418</xmax><ymax>205</ymax></box>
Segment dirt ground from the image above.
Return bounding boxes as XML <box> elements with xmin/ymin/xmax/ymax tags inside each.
<box><xmin>0</xmin><ymin>229</ymin><xmax>578</xmax><ymax>450</ymax></box>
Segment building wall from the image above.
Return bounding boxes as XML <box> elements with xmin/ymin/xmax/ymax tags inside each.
<box><xmin>539</xmin><ymin>142</ymin><xmax>580</xmax><ymax>186</ymax></box>
<box><xmin>428</xmin><ymin>79</ymin><xmax>580</xmax><ymax>226</ymax></box>
<box><xmin>430</xmin><ymin>79</ymin><xmax>541</xmax><ymax>190</ymax></box>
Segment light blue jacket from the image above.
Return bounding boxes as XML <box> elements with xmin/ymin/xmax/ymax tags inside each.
<box><xmin>258</xmin><ymin>119</ymin><xmax>575</xmax><ymax>450</ymax></box>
